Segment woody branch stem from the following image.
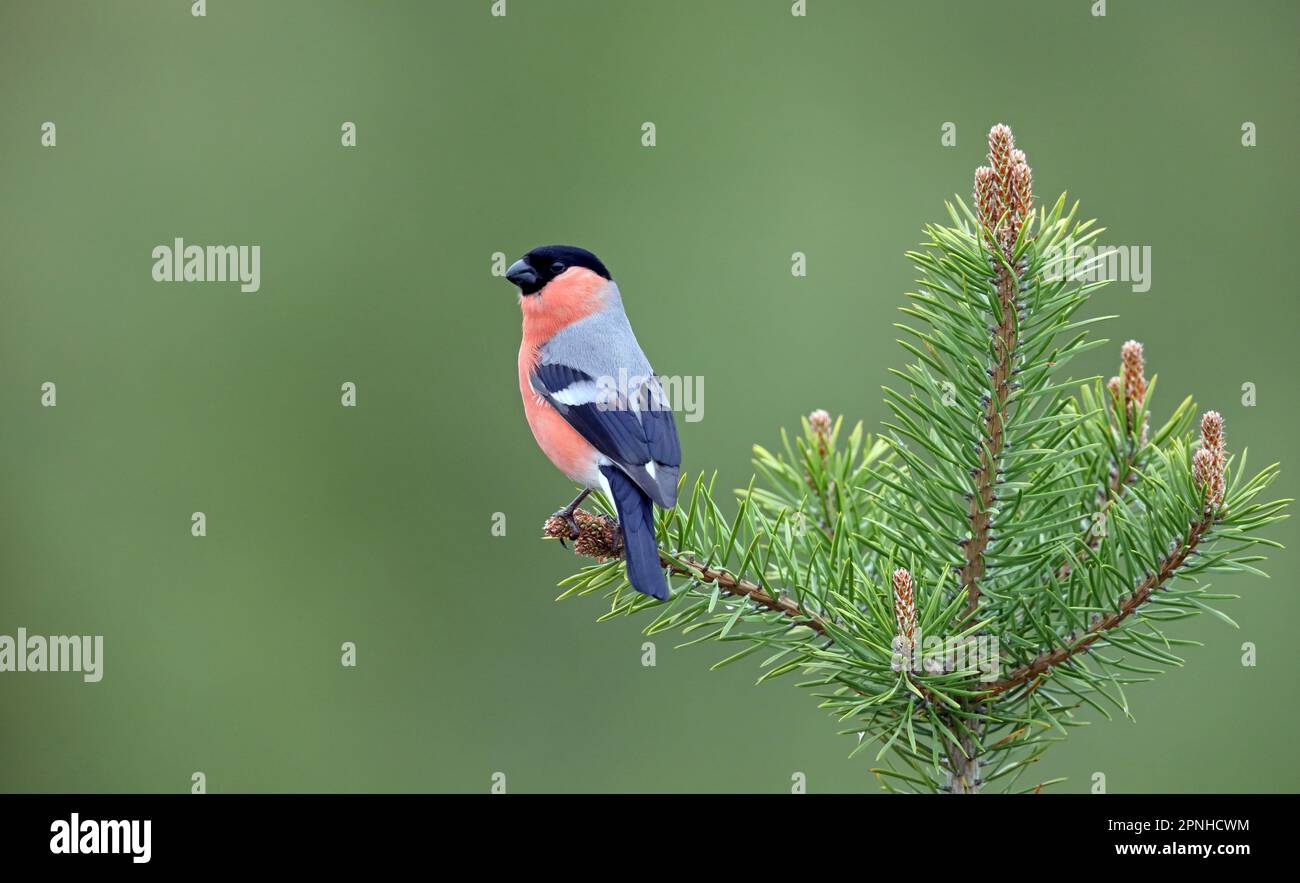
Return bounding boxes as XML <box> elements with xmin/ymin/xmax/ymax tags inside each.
<box><xmin>980</xmin><ymin>512</ymin><xmax>1213</xmax><ymax>698</ymax></box>
<box><xmin>546</xmin><ymin>508</ymin><xmax>826</xmax><ymax>635</ymax></box>
<box><xmin>959</xmin><ymin>262</ymin><xmax>1019</xmax><ymax>624</ymax></box>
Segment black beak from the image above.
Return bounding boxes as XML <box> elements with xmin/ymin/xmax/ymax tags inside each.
<box><xmin>506</xmin><ymin>258</ymin><xmax>540</xmax><ymax>292</ymax></box>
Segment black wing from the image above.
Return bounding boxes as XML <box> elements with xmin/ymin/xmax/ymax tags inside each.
<box><xmin>530</xmin><ymin>362</ymin><xmax>680</xmax><ymax>508</ymax></box>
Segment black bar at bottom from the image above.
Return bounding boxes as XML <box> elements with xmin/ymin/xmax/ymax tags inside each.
<box><xmin>0</xmin><ymin>793</ymin><xmax>1284</xmax><ymax>866</ymax></box>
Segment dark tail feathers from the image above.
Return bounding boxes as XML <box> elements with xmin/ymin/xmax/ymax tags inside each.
<box><xmin>601</xmin><ymin>466</ymin><xmax>668</xmax><ymax>601</ymax></box>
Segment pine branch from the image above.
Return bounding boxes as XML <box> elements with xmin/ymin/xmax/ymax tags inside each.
<box><xmin>959</xmin><ymin>262</ymin><xmax>1018</xmax><ymax>622</ymax></box>
<box><xmin>985</xmin><ymin>410</ymin><xmax>1232</xmax><ymax>698</ymax></box>
<box><xmin>665</xmin><ymin>553</ymin><xmax>828</xmax><ymax>634</ymax></box>
<box><xmin>959</xmin><ymin>126</ymin><xmax>1035</xmax><ymax>626</ymax></box>
<box><xmin>545</xmin><ymin>401</ymin><xmax>1284</xmax><ymax>793</ymax></box>
<box><xmin>982</xmin><ymin>509</ymin><xmax>1213</xmax><ymax>698</ymax></box>
<box><xmin>1054</xmin><ymin>345</ymin><xmax>1154</xmax><ymax>581</ymax></box>
<box><xmin>542</xmin><ymin>123</ymin><xmax>1290</xmax><ymax>794</ymax></box>
<box><xmin>544</xmin><ymin>509</ymin><xmax>827</xmax><ymax>634</ymax></box>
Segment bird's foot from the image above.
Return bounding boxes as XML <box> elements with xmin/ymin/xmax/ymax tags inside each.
<box><xmin>543</xmin><ymin>489</ymin><xmax>594</xmax><ymax>547</ymax></box>
<box><xmin>551</xmin><ymin>508</ymin><xmax>582</xmax><ymax>541</ymax></box>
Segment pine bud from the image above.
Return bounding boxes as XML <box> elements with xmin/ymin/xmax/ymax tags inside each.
<box><xmin>979</xmin><ymin>124</ymin><xmax>1033</xmax><ymax>257</ymax></box>
<box><xmin>1010</xmin><ymin>161</ymin><xmax>1033</xmax><ymax>225</ymax></box>
<box><xmin>974</xmin><ymin>166</ymin><xmax>999</xmax><ymax>232</ymax></box>
<box><xmin>1192</xmin><ymin>449</ymin><xmax>1220</xmax><ymax>510</ymax></box>
<box><xmin>1112</xmin><ymin>340</ymin><xmax>1149</xmax><ymax>444</ymax></box>
<box><xmin>546</xmin><ymin>509</ymin><xmax>626</xmax><ymax>561</ymax></box>
<box><xmin>542</xmin><ymin>515</ymin><xmax>570</xmax><ymax>540</ymax></box>
<box><xmin>1120</xmin><ymin>340</ymin><xmax>1147</xmax><ymax>411</ymax></box>
<box><xmin>808</xmin><ymin>408</ymin><xmax>832</xmax><ymax>459</ymax></box>
<box><xmin>1201</xmin><ymin>410</ymin><xmax>1225</xmax><ymax>457</ymax></box>
<box><xmin>1194</xmin><ymin>411</ymin><xmax>1227</xmax><ymax>512</ymax></box>
<box><xmin>1107</xmin><ymin>375</ymin><xmax>1122</xmax><ymax>403</ymax></box>
<box><xmin>987</xmin><ymin>123</ymin><xmax>1016</xmax><ymax>201</ymax></box>
<box><xmin>892</xmin><ymin>568</ymin><xmax>917</xmax><ymax>649</ymax></box>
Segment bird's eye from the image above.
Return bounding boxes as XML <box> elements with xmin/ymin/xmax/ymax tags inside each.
<box><xmin>550</xmin><ymin>262</ymin><xmax>566</xmax><ymax>275</ymax></box>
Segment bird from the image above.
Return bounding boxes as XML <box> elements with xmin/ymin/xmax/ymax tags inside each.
<box><xmin>506</xmin><ymin>244</ymin><xmax>681</xmax><ymax>601</ymax></box>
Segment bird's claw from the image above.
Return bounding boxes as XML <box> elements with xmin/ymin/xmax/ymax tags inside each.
<box><xmin>552</xmin><ymin>509</ymin><xmax>581</xmax><ymax>541</ymax></box>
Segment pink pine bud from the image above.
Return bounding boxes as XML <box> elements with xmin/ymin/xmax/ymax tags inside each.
<box><xmin>892</xmin><ymin>568</ymin><xmax>917</xmax><ymax>645</ymax></box>
<box><xmin>808</xmin><ymin>409</ymin><xmax>832</xmax><ymax>436</ymax></box>
<box><xmin>974</xmin><ymin>166</ymin><xmax>999</xmax><ymax>230</ymax></box>
<box><xmin>1120</xmin><ymin>340</ymin><xmax>1147</xmax><ymax>409</ymax></box>
<box><xmin>1192</xmin><ymin>448</ymin><xmax>1224</xmax><ymax>511</ymax></box>
<box><xmin>1010</xmin><ymin>161</ymin><xmax>1033</xmax><ymax>224</ymax></box>
<box><xmin>1201</xmin><ymin>411</ymin><xmax>1225</xmax><ymax>457</ymax></box>
<box><xmin>1194</xmin><ymin>411</ymin><xmax>1227</xmax><ymax>512</ymax></box>
<box><xmin>1117</xmin><ymin>341</ymin><xmax>1149</xmax><ymax>444</ymax></box>
<box><xmin>981</xmin><ymin>124</ymin><xmax>1033</xmax><ymax>258</ymax></box>
<box><xmin>987</xmin><ymin>124</ymin><xmax>1016</xmax><ymax>201</ymax></box>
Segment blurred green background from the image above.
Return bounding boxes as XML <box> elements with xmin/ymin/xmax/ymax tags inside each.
<box><xmin>1</xmin><ymin>0</ymin><xmax>1296</xmax><ymax>793</ymax></box>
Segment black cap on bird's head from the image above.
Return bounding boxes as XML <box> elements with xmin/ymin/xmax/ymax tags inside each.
<box><xmin>506</xmin><ymin>245</ymin><xmax>611</xmax><ymax>295</ymax></box>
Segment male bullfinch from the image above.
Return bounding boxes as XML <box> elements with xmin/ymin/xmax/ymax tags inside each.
<box><xmin>507</xmin><ymin>245</ymin><xmax>681</xmax><ymax>601</ymax></box>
